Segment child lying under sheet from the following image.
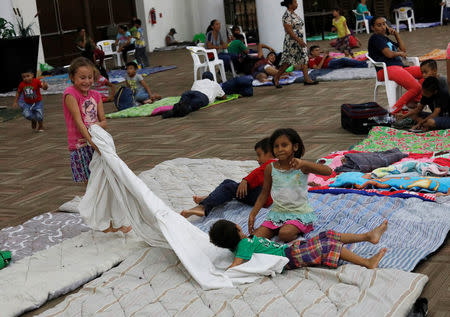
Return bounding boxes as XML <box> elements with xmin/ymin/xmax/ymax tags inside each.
<box><xmin>330</xmin><ymin>172</ymin><xmax>450</xmax><ymax>194</ymax></box>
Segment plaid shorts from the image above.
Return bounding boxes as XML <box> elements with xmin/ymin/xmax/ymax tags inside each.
<box><xmin>284</xmin><ymin>230</ymin><xmax>343</xmax><ymax>270</ymax></box>
<box><xmin>70</xmin><ymin>145</ymin><xmax>94</xmax><ymax>183</ymax></box>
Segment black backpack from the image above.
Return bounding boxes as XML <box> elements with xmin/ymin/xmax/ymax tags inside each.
<box><xmin>113</xmin><ymin>86</ymin><xmax>135</xmax><ymax>111</ymax></box>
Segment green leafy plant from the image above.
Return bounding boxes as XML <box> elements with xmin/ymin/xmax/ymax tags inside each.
<box><xmin>13</xmin><ymin>8</ymin><xmax>37</xmax><ymax>38</ymax></box>
<box><xmin>0</xmin><ymin>18</ymin><xmax>16</xmax><ymax>39</ymax></box>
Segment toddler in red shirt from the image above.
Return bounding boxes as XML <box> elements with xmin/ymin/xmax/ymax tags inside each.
<box><xmin>181</xmin><ymin>138</ymin><xmax>275</xmax><ymax>218</ymax></box>
<box><xmin>13</xmin><ymin>70</ymin><xmax>48</xmax><ymax>131</ymax></box>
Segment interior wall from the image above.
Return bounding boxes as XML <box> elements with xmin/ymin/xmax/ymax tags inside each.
<box><xmin>256</xmin><ymin>0</ymin><xmax>305</xmax><ymax>53</ymax></box>
<box><xmin>135</xmin><ymin>0</ymin><xmax>226</xmax><ymax>52</ymax></box>
<box><xmin>0</xmin><ymin>0</ymin><xmax>45</xmax><ymax>68</ymax></box>
<box><xmin>136</xmin><ymin>0</ymin><xmax>195</xmax><ymax>51</ymax></box>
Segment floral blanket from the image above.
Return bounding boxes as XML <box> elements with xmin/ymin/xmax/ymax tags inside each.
<box><xmin>352</xmin><ymin>127</ymin><xmax>450</xmax><ymax>153</ymax></box>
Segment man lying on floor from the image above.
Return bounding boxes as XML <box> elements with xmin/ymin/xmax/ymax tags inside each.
<box><xmin>162</xmin><ymin>71</ymin><xmax>226</xmax><ymax>118</ymax></box>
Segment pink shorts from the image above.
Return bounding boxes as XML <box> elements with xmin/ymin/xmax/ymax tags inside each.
<box><xmin>261</xmin><ymin>220</ymin><xmax>314</xmax><ymax>234</ymax></box>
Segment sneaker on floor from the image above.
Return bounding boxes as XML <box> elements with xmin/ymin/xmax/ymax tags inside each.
<box><xmin>392</xmin><ymin>117</ymin><xmax>414</xmax><ymax>129</ymax></box>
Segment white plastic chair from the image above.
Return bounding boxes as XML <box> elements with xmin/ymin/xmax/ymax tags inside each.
<box><xmin>96</xmin><ymin>40</ymin><xmax>121</xmax><ymax>67</ymax></box>
<box><xmin>97</xmin><ymin>40</ymin><xmax>135</xmax><ymax>67</ymax></box>
<box><xmin>441</xmin><ymin>0</ymin><xmax>450</xmax><ymax>25</ymax></box>
<box><xmin>394</xmin><ymin>7</ymin><xmax>416</xmax><ymax>32</ymax></box>
<box><xmin>352</xmin><ymin>9</ymin><xmax>370</xmax><ymax>34</ymax></box>
<box><xmin>366</xmin><ymin>54</ymin><xmax>419</xmax><ymax>113</ymax></box>
<box><xmin>226</xmin><ymin>25</ymin><xmax>248</xmax><ymax>46</ymax></box>
<box><xmin>186</xmin><ymin>46</ymin><xmax>226</xmax><ymax>83</ymax></box>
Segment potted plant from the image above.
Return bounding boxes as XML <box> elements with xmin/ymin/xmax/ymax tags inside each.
<box><xmin>0</xmin><ymin>9</ymin><xmax>40</xmax><ymax>93</ymax></box>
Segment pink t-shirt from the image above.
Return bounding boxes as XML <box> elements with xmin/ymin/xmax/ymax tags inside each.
<box><xmin>63</xmin><ymin>86</ymin><xmax>101</xmax><ymax>150</ymax></box>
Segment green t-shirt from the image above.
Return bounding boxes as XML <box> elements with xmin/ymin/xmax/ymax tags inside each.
<box><xmin>227</xmin><ymin>40</ymin><xmax>248</xmax><ymax>55</ymax></box>
<box><xmin>235</xmin><ymin>236</ymin><xmax>288</xmax><ymax>260</ymax></box>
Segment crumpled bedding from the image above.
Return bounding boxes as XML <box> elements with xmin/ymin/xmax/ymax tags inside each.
<box><xmin>81</xmin><ymin>125</ymin><xmax>287</xmax><ymax>290</ymax></box>
<box><xmin>335</xmin><ymin>148</ymin><xmax>407</xmax><ymax>173</ymax></box>
<box><xmin>330</xmin><ymin>172</ymin><xmax>450</xmax><ymax>194</ymax></box>
<box><xmin>3</xmin><ymin>156</ymin><xmax>448</xmax><ymax>316</ymax></box>
<box><xmin>36</xmin><ymin>247</ymin><xmax>428</xmax><ymax>317</ymax></box>
<box><xmin>308</xmin><ymin>150</ymin><xmax>450</xmax><ymax>201</ymax></box>
<box><xmin>372</xmin><ymin>161</ymin><xmax>450</xmax><ymax>178</ymax></box>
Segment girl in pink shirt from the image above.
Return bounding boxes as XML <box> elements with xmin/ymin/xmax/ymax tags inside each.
<box><xmin>63</xmin><ymin>57</ymin><xmax>131</xmax><ymax>233</ymax></box>
<box><xmin>63</xmin><ymin>57</ymin><xmax>106</xmax><ymax>185</ymax></box>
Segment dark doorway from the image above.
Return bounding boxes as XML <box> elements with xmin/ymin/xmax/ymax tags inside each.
<box><xmin>36</xmin><ymin>0</ymin><xmax>136</xmax><ymax>66</ymax></box>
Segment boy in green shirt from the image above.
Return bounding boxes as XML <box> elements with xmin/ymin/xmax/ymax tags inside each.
<box><xmin>209</xmin><ymin>219</ymin><xmax>388</xmax><ymax>270</ymax></box>
<box><xmin>228</xmin><ymin>34</ymin><xmax>249</xmax><ymax>55</ymax></box>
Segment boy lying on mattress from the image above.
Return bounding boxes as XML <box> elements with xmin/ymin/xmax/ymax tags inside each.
<box><xmin>209</xmin><ymin>219</ymin><xmax>388</xmax><ymax>270</ymax></box>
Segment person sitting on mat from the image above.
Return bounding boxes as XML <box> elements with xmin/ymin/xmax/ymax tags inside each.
<box><xmin>125</xmin><ymin>62</ymin><xmax>161</xmax><ymax>105</ymax></box>
<box><xmin>166</xmin><ymin>28</ymin><xmax>179</xmax><ymax>46</ymax></box>
<box><xmin>394</xmin><ymin>59</ymin><xmax>449</xmax><ymax>129</ymax></box>
<box><xmin>408</xmin><ymin>77</ymin><xmax>450</xmax><ymax>131</ymax></box>
<box><xmin>162</xmin><ymin>71</ymin><xmax>226</xmax><ymax>118</ymax></box>
<box><xmin>209</xmin><ymin>219</ymin><xmax>388</xmax><ymax>270</ymax></box>
<box><xmin>308</xmin><ymin>45</ymin><xmax>368</xmax><ymax>69</ymax></box>
<box><xmin>181</xmin><ymin>137</ymin><xmax>275</xmax><ymax>217</ymax></box>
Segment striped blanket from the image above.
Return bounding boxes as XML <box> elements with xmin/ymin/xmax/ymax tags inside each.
<box><xmin>137</xmin><ymin>158</ymin><xmax>450</xmax><ymax>273</ymax></box>
<box><xmin>192</xmin><ymin>192</ymin><xmax>450</xmax><ymax>272</ymax></box>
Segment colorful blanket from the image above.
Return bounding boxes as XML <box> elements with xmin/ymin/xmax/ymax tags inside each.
<box><xmin>105</xmin><ymin>94</ymin><xmax>240</xmax><ymax>118</ymax></box>
<box><xmin>330</xmin><ymin>172</ymin><xmax>450</xmax><ymax>194</ymax></box>
<box><xmin>372</xmin><ymin>160</ymin><xmax>450</xmax><ymax>178</ymax></box>
<box><xmin>353</xmin><ymin>126</ymin><xmax>450</xmax><ymax>153</ymax></box>
<box><xmin>0</xmin><ymin>66</ymin><xmax>177</xmax><ymax>97</ymax></box>
<box><xmin>419</xmin><ymin>49</ymin><xmax>447</xmax><ymax>62</ymax></box>
<box><xmin>108</xmin><ymin>65</ymin><xmax>177</xmax><ymax>83</ymax></box>
<box><xmin>307</xmin><ymin>150</ymin><xmax>450</xmax><ymax>200</ymax></box>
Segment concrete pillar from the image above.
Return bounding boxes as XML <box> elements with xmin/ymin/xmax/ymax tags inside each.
<box><xmin>256</xmin><ymin>0</ymin><xmax>305</xmax><ymax>53</ymax></box>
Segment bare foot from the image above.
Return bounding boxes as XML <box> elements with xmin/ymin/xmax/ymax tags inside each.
<box><xmin>193</xmin><ymin>195</ymin><xmax>207</xmax><ymax>204</ymax></box>
<box><xmin>117</xmin><ymin>226</ymin><xmax>132</xmax><ymax>233</ymax></box>
<box><xmin>31</xmin><ymin>120</ymin><xmax>37</xmax><ymax>130</ymax></box>
<box><xmin>366</xmin><ymin>248</ymin><xmax>387</xmax><ymax>269</ymax></box>
<box><xmin>180</xmin><ymin>205</ymin><xmax>205</xmax><ymax>218</ymax></box>
<box><xmin>367</xmin><ymin>220</ymin><xmax>388</xmax><ymax>244</ymax></box>
<box><xmin>103</xmin><ymin>223</ymin><xmax>115</xmax><ymax>233</ymax></box>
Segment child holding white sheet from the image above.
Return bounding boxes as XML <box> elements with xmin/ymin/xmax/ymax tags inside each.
<box><xmin>209</xmin><ymin>219</ymin><xmax>388</xmax><ymax>270</ymax></box>
<box><xmin>248</xmin><ymin>128</ymin><xmax>332</xmax><ymax>243</ymax></box>
<box><xmin>63</xmin><ymin>57</ymin><xmax>130</xmax><ymax>233</ymax></box>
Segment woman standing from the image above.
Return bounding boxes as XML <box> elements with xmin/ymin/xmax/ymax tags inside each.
<box><xmin>273</xmin><ymin>0</ymin><xmax>317</xmax><ymax>88</ymax></box>
<box><xmin>368</xmin><ymin>17</ymin><xmax>422</xmax><ymax>113</ymax></box>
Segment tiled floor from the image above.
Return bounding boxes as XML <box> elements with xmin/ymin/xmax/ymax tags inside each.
<box><xmin>1</xmin><ymin>26</ymin><xmax>449</xmax><ymax>316</ymax></box>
